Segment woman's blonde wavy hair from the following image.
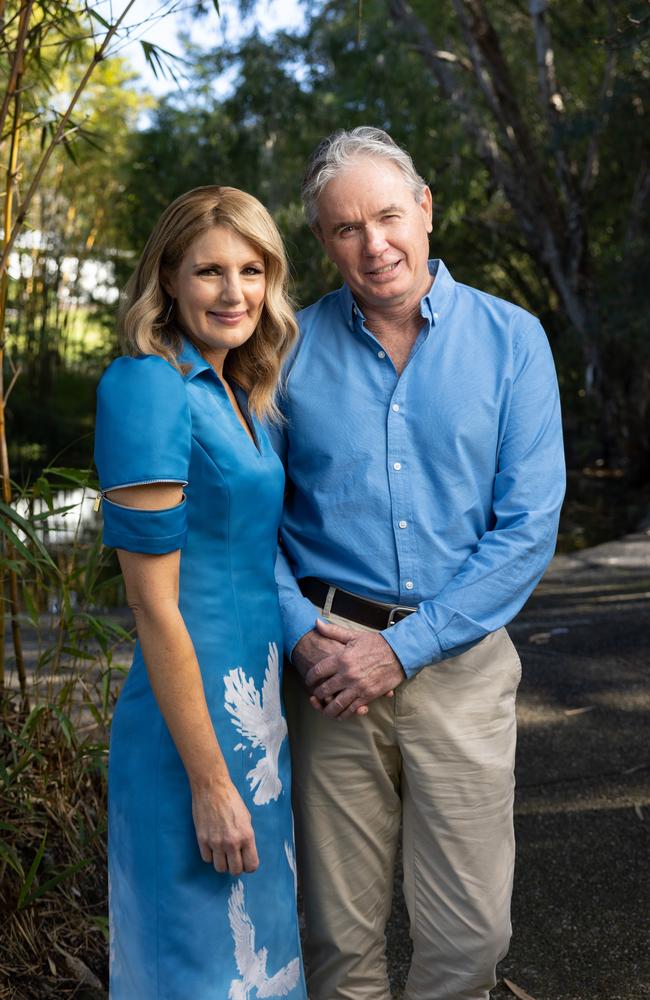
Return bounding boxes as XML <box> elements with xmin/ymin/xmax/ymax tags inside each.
<box><xmin>118</xmin><ymin>185</ymin><xmax>298</xmax><ymax>422</ymax></box>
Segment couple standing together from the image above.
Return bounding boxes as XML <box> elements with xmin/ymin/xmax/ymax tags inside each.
<box><xmin>94</xmin><ymin>127</ymin><xmax>565</xmax><ymax>1000</ymax></box>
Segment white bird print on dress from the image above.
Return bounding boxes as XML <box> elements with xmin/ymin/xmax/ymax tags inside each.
<box><xmin>224</xmin><ymin>642</ymin><xmax>287</xmax><ymax>806</ymax></box>
<box><xmin>227</xmin><ymin>880</ymin><xmax>300</xmax><ymax>999</ymax></box>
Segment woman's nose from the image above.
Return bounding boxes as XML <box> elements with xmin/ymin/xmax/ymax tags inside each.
<box><xmin>220</xmin><ymin>274</ymin><xmax>243</xmax><ymax>302</ymax></box>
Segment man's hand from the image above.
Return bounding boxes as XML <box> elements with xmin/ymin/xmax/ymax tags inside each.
<box><xmin>305</xmin><ymin>619</ymin><xmax>406</xmax><ymax>720</ymax></box>
<box><xmin>292</xmin><ymin>624</ymin><xmax>370</xmax><ymax>717</ymax></box>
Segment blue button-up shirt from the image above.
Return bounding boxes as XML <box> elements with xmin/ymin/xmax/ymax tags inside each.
<box><xmin>271</xmin><ymin>260</ymin><xmax>565</xmax><ymax>677</ymax></box>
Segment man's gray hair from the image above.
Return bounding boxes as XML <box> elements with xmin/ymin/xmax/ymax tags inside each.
<box><xmin>302</xmin><ymin>126</ymin><xmax>427</xmax><ymax>228</ymax></box>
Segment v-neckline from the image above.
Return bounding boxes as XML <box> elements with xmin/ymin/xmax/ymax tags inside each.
<box><xmin>223</xmin><ymin>377</ymin><xmax>261</xmax><ymax>456</ymax></box>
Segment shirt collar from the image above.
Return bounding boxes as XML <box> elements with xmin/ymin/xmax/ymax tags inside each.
<box><xmin>177</xmin><ymin>335</ymin><xmax>213</xmax><ymax>381</ymax></box>
<box><xmin>341</xmin><ymin>258</ymin><xmax>456</xmax><ymax>329</ymax></box>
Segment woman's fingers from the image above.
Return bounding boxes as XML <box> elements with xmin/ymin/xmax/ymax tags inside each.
<box><xmin>225</xmin><ymin>847</ymin><xmax>244</xmax><ymax>876</ymax></box>
<box><xmin>242</xmin><ymin>839</ymin><xmax>260</xmax><ymax>873</ymax></box>
<box><xmin>211</xmin><ymin>849</ymin><xmax>227</xmax><ymax>873</ymax></box>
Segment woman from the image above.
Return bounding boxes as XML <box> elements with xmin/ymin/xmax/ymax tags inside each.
<box><xmin>94</xmin><ymin>186</ymin><xmax>306</xmax><ymax>998</ymax></box>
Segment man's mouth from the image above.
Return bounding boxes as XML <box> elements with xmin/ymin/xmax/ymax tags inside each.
<box><xmin>368</xmin><ymin>260</ymin><xmax>401</xmax><ymax>275</ymax></box>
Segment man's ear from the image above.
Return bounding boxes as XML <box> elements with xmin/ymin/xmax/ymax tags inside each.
<box><xmin>420</xmin><ymin>185</ymin><xmax>433</xmax><ymax>234</ymax></box>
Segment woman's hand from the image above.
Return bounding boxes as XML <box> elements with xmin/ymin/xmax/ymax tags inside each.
<box><xmin>191</xmin><ymin>778</ymin><xmax>259</xmax><ymax>876</ymax></box>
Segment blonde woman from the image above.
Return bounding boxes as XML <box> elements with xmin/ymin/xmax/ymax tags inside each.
<box><xmin>94</xmin><ymin>187</ymin><xmax>306</xmax><ymax>998</ymax></box>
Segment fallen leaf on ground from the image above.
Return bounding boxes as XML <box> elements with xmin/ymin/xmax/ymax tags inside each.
<box><xmin>564</xmin><ymin>705</ymin><xmax>595</xmax><ymax>716</ymax></box>
<box><xmin>55</xmin><ymin>948</ymin><xmax>103</xmax><ymax>989</ymax></box>
<box><xmin>503</xmin><ymin>978</ymin><xmax>537</xmax><ymax>1000</ymax></box>
<box><xmin>528</xmin><ymin>632</ymin><xmax>551</xmax><ymax>644</ymax></box>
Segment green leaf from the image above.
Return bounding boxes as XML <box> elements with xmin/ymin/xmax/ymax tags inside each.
<box><xmin>45</xmin><ymin>467</ymin><xmax>97</xmax><ymax>489</ymax></box>
<box><xmin>20</xmin><ymin>704</ymin><xmax>48</xmax><ymax>741</ymax></box>
<box><xmin>88</xmin><ymin>7</ymin><xmax>111</xmax><ymax>29</ymax></box>
<box><xmin>140</xmin><ymin>41</ymin><xmax>186</xmax><ymax>84</ymax></box>
<box><xmin>52</xmin><ymin>708</ymin><xmax>76</xmax><ymax>748</ymax></box>
<box><xmin>0</xmin><ymin>841</ymin><xmax>24</xmax><ymax>878</ymax></box>
<box><xmin>21</xmin><ymin>857</ymin><xmax>92</xmax><ymax>908</ymax></box>
<box><xmin>17</xmin><ymin>832</ymin><xmax>47</xmax><ymax>909</ymax></box>
<box><xmin>0</xmin><ymin>501</ymin><xmax>59</xmax><ymax>571</ymax></box>
<box><xmin>21</xmin><ymin>587</ymin><xmax>40</xmax><ymax>628</ymax></box>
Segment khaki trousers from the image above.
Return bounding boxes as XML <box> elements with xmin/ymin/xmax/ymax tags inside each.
<box><xmin>284</xmin><ymin>615</ymin><xmax>521</xmax><ymax>1000</ymax></box>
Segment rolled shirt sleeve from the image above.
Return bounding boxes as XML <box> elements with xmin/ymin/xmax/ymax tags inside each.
<box><xmin>94</xmin><ymin>355</ymin><xmax>191</xmax><ymax>555</ymax></box>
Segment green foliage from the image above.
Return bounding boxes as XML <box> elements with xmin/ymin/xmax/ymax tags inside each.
<box><xmin>0</xmin><ymin>468</ymin><xmax>132</xmax><ymax>993</ymax></box>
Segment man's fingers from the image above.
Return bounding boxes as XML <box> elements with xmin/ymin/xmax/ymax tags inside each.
<box><xmin>309</xmin><ymin>694</ymin><xmax>325</xmax><ymax>712</ymax></box>
<box><xmin>315</xmin><ymin>617</ymin><xmax>356</xmax><ymax>642</ymax></box>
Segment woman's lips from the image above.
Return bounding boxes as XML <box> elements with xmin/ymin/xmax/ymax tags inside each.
<box><xmin>208</xmin><ymin>311</ymin><xmax>247</xmax><ymax>324</ymax></box>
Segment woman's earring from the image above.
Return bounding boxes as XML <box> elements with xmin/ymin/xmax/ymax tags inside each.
<box><xmin>164</xmin><ymin>298</ymin><xmax>174</xmax><ymax>324</ymax></box>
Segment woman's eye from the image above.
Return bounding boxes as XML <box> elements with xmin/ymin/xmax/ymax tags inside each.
<box><xmin>243</xmin><ymin>267</ymin><xmax>264</xmax><ymax>275</ymax></box>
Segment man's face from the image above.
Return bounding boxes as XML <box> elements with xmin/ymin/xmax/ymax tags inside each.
<box><xmin>314</xmin><ymin>156</ymin><xmax>433</xmax><ymax>313</ymax></box>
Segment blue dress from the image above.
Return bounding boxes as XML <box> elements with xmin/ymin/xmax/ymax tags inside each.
<box><xmin>94</xmin><ymin>337</ymin><xmax>306</xmax><ymax>1000</ymax></box>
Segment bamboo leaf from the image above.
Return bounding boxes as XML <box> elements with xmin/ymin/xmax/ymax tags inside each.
<box><xmin>140</xmin><ymin>40</ymin><xmax>186</xmax><ymax>84</ymax></box>
<box><xmin>0</xmin><ymin>841</ymin><xmax>24</xmax><ymax>878</ymax></box>
<box><xmin>17</xmin><ymin>832</ymin><xmax>47</xmax><ymax>909</ymax></box>
<box><xmin>87</xmin><ymin>7</ymin><xmax>111</xmax><ymax>29</ymax></box>
<box><xmin>52</xmin><ymin>707</ymin><xmax>76</xmax><ymax>748</ymax></box>
<box><xmin>0</xmin><ymin>500</ymin><xmax>58</xmax><ymax>570</ymax></box>
<box><xmin>46</xmin><ymin>467</ymin><xmax>97</xmax><ymax>489</ymax></box>
<box><xmin>21</xmin><ymin>586</ymin><xmax>40</xmax><ymax>627</ymax></box>
<box><xmin>20</xmin><ymin>704</ymin><xmax>48</xmax><ymax>740</ymax></box>
<box><xmin>21</xmin><ymin>857</ymin><xmax>92</xmax><ymax>907</ymax></box>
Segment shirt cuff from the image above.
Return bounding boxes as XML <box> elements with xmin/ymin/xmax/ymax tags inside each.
<box><xmin>102</xmin><ymin>496</ymin><xmax>187</xmax><ymax>554</ymax></box>
<box><xmin>381</xmin><ymin>611</ymin><xmax>444</xmax><ymax>678</ymax></box>
<box><xmin>282</xmin><ymin>596</ymin><xmax>320</xmax><ymax>661</ymax></box>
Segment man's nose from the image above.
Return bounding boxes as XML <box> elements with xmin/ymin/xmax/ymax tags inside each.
<box><xmin>363</xmin><ymin>225</ymin><xmax>388</xmax><ymax>255</ymax></box>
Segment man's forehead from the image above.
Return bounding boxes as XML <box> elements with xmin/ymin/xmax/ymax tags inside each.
<box><xmin>318</xmin><ymin>170</ymin><xmax>416</xmax><ymax>226</ymax></box>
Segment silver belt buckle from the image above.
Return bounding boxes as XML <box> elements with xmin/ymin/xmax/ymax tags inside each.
<box><xmin>387</xmin><ymin>605</ymin><xmax>415</xmax><ymax>626</ymax></box>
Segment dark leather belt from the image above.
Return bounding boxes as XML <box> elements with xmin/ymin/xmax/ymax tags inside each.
<box><xmin>298</xmin><ymin>577</ymin><xmax>416</xmax><ymax>630</ymax></box>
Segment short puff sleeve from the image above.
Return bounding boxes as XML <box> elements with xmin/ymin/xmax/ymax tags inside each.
<box><xmin>94</xmin><ymin>355</ymin><xmax>191</xmax><ymax>554</ymax></box>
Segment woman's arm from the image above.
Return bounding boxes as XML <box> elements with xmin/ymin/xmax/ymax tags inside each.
<box><xmin>110</xmin><ymin>483</ymin><xmax>258</xmax><ymax>877</ymax></box>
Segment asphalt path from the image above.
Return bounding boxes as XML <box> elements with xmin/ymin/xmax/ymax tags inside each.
<box><xmin>386</xmin><ymin>531</ymin><xmax>650</xmax><ymax>1000</ymax></box>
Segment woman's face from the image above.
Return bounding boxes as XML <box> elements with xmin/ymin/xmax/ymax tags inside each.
<box><xmin>166</xmin><ymin>225</ymin><xmax>266</xmax><ymax>370</ymax></box>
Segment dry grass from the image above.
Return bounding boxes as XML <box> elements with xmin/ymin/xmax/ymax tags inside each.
<box><xmin>0</xmin><ymin>698</ymin><xmax>109</xmax><ymax>998</ymax></box>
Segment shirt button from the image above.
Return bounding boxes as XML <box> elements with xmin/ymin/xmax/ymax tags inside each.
<box><xmin>405</xmin><ymin>580</ymin><xmax>414</xmax><ymax>590</ymax></box>
<box><xmin>433</xmin><ymin>312</ymin><xmax>439</xmax><ymax>321</ymax></box>
<box><xmin>392</xmin><ymin>403</ymin><xmax>400</xmax><ymax>412</ymax></box>
<box><xmin>378</xmin><ymin>350</ymin><xmax>386</xmax><ymax>359</ymax></box>
<box><xmin>393</xmin><ymin>462</ymin><xmax>402</xmax><ymax>471</ymax></box>
<box><xmin>398</xmin><ymin>520</ymin><xmax>408</xmax><ymax>529</ymax></box>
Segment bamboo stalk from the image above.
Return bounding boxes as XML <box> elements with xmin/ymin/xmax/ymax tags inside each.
<box><xmin>0</xmin><ymin>0</ymin><xmax>33</xmax><ymax>145</ymax></box>
<box><xmin>0</xmin><ymin>48</ymin><xmax>28</xmax><ymax>708</ymax></box>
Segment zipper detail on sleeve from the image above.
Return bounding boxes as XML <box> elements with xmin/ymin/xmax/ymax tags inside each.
<box><xmin>94</xmin><ymin>479</ymin><xmax>188</xmax><ymax>512</ymax></box>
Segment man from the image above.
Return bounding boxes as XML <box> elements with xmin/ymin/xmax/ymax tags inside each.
<box><xmin>272</xmin><ymin>127</ymin><xmax>565</xmax><ymax>1000</ymax></box>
